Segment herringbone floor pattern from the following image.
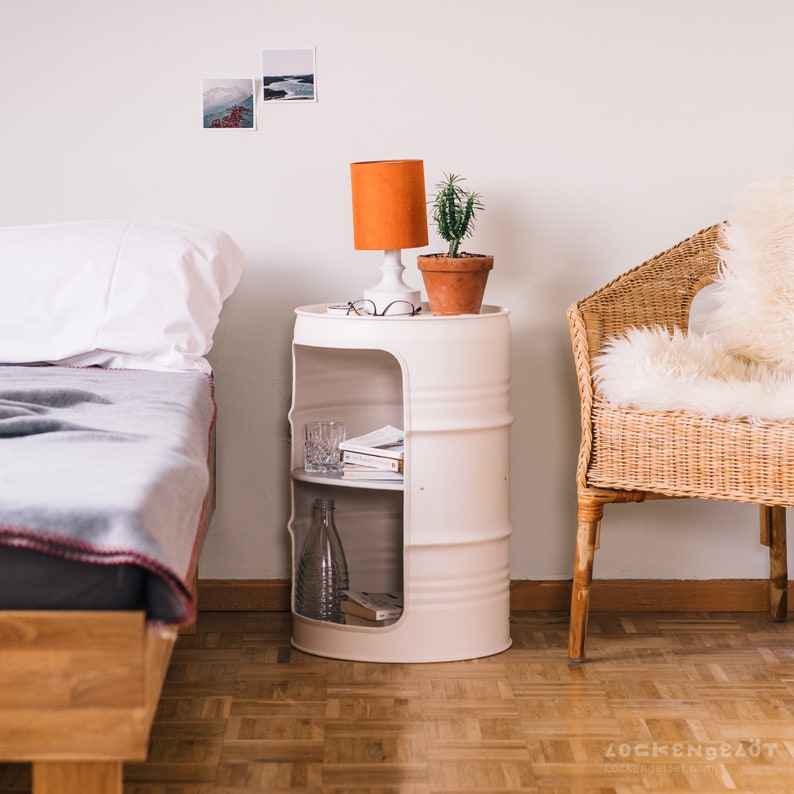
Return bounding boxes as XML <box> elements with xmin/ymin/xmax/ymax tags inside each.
<box><xmin>3</xmin><ymin>610</ymin><xmax>794</xmax><ymax>792</ymax></box>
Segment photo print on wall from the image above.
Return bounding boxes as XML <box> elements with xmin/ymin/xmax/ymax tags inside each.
<box><xmin>202</xmin><ymin>78</ymin><xmax>256</xmax><ymax>129</ymax></box>
<box><xmin>262</xmin><ymin>48</ymin><xmax>316</xmax><ymax>102</ymax></box>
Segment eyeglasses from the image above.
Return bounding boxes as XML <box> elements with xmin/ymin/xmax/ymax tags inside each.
<box><xmin>346</xmin><ymin>299</ymin><xmax>422</xmax><ymax>317</ymax></box>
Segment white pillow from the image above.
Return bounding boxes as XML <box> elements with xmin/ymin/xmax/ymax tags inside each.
<box><xmin>0</xmin><ymin>218</ymin><xmax>245</xmax><ymax>373</ymax></box>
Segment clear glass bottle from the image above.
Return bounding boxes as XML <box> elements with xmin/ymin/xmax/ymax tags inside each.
<box><xmin>295</xmin><ymin>497</ymin><xmax>349</xmax><ymax>623</ymax></box>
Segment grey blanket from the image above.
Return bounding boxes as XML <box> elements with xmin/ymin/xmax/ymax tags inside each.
<box><xmin>0</xmin><ymin>365</ymin><xmax>215</xmax><ymax>622</ymax></box>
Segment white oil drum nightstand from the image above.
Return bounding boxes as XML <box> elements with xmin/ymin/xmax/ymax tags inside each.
<box><xmin>288</xmin><ymin>304</ymin><xmax>513</xmax><ymax>662</ymax></box>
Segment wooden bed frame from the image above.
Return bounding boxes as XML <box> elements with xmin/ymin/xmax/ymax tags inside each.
<box><xmin>0</xmin><ymin>430</ymin><xmax>216</xmax><ymax>794</ymax></box>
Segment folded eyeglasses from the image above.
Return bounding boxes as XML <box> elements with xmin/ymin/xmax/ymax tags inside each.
<box><xmin>346</xmin><ymin>299</ymin><xmax>422</xmax><ymax>317</ymax></box>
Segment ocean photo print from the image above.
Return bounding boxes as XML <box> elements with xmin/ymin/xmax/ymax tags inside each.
<box><xmin>262</xmin><ymin>48</ymin><xmax>316</xmax><ymax>102</ymax></box>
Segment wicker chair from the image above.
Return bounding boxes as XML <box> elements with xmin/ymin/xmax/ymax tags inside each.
<box><xmin>567</xmin><ymin>223</ymin><xmax>791</xmax><ymax>660</ymax></box>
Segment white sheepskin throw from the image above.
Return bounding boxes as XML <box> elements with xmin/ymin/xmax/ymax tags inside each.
<box><xmin>596</xmin><ymin>326</ymin><xmax>794</xmax><ymax>423</ymax></box>
<box><xmin>595</xmin><ymin>172</ymin><xmax>794</xmax><ymax>423</ymax></box>
<box><xmin>703</xmin><ymin>172</ymin><xmax>794</xmax><ymax>371</ymax></box>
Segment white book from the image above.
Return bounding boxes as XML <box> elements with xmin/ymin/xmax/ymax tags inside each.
<box><xmin>341</xmin><ymin>590</ymin><xmax>404</xmax><ymax>621</ymax></box>
<box><xmin>340</xmin><ymin>450</ymin><xmax>403</xmax><ymax>472</ymax></box>
<box><xmin>338</xmin><ymin>425</ymin><xmax>405</xmax><ymax>460</ymax></box>
<box><xmin>343</xmin><ymin>613</ymin><xmax>399</xmax><ymax>627</ymax></box>
<box><xmin>342</xmin><ymin>465</ymin><xmax>403</xmax><ymax>481</ymax></box>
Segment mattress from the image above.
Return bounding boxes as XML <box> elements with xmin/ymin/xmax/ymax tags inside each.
<box><xmin>0</xmin><ymin>365</ymin><xmax>215</xmax><ymax>622</ymax></box>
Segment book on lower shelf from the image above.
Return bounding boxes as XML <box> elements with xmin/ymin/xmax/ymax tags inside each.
<box><xmin>343</xmin><ymin>612</ymin><xmax>400</xmax><ymax>627</ymax></box>
<box><xmin>341</xmin><ymin>590</ymin><xmax>403</xmax><ymax>621</ymax></box>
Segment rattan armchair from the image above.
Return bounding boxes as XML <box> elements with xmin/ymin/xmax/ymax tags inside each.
<box><xmin>567</xmin><ymin>223</ymin><xmax>791</xmax><ymax>660</ymax></box>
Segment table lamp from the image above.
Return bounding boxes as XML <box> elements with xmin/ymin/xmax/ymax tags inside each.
<box><xmin>350</xmin><ymin>159</ymin><xmax>429</xmax><ymax>313</ymax></box>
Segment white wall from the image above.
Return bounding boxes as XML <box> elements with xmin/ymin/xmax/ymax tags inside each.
<box><xmin>2</xmin><ymin>0</ymin><xmax>792</xmax><ymax>582</ymax></box>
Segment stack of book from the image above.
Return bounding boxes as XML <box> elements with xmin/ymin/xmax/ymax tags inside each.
<box><xmin>338</xmin><ymin>425</ymin><xmax>404</xmax><ymax>481</ymax></box>
<box><xmin>341</xmin><ymin>590</ymin><xmax>403</xmax><ymax>626</ymax></box>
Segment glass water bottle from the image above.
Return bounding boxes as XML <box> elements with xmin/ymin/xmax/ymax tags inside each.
<box><xmin>295</xmin><ymin>497</ymin><xmax>349</xmax><ymax>622</ymax></box>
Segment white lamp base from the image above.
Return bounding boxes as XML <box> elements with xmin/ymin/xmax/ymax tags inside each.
<box><xmin>363</xmin><ymin>249</ymin><xmax>421</xmax><ymax>314</ymax></box>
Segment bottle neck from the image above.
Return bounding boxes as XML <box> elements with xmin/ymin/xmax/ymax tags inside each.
<box><xmin>313</xmin><ymin>498</ymin><xmax>336</xmax><ymax>528</ymax></box>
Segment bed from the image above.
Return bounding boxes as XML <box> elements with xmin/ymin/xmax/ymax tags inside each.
<box><xmin>0</xmin><ymin>218</ymin><xmax>245</xmax><ymax>794</ymax></box>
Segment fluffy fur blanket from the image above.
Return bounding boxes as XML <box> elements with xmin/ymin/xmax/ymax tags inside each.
<box><xmin>595</xmin><ymin>172</ymin><xmax>794</xmax><ymax>423</ymax></box>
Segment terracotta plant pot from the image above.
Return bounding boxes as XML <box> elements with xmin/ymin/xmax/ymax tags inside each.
<box><xmin>417</xmin><ymin>253</ymin><xmax>494</xmax><ymax>316</ymax></box>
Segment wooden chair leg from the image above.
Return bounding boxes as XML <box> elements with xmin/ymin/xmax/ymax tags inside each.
<box><xmin>569</xmin><ymin>495</ymin><xmax>603</xmax><ymax>661</ymax></box>
<box><xmin>760</xmin><ymin>505</ymin><xmax>787</xmax><ymax>621</ymax></box>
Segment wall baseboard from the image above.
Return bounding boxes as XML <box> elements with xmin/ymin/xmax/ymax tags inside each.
<box><xmin>197</xmin><ymin>578</ymin><xmax>779</xmax><ymax>614</ymax></box>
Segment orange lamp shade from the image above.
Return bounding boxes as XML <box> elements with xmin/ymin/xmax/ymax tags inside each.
<box><xmin>350</xmin><ymin>159</ymin><xmax>429</xmax><ymax>250</ymax></box>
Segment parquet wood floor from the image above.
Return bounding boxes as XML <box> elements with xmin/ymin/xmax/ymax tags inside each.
<box><xmin>3</xmin><ymin>610</ymin><xmax>794</xmax><ymax>792</ymax></box>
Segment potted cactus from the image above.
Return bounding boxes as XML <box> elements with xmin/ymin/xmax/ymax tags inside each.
<box><xmin>417</xmin><ymin>172</ymin><xmax>493</xmax><ymax>315</ymax></box>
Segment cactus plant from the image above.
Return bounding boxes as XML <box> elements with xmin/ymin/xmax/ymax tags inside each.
<box><xmin>430</xmin><ymin>172</ymin><xmax>484</xmax><ymax>258</ymax></box>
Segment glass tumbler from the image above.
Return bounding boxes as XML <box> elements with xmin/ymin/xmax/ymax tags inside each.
<box><xmin>304</xmin><ymin>420</ymin><xmax>346</xmax><ymax>473</ymax></box>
